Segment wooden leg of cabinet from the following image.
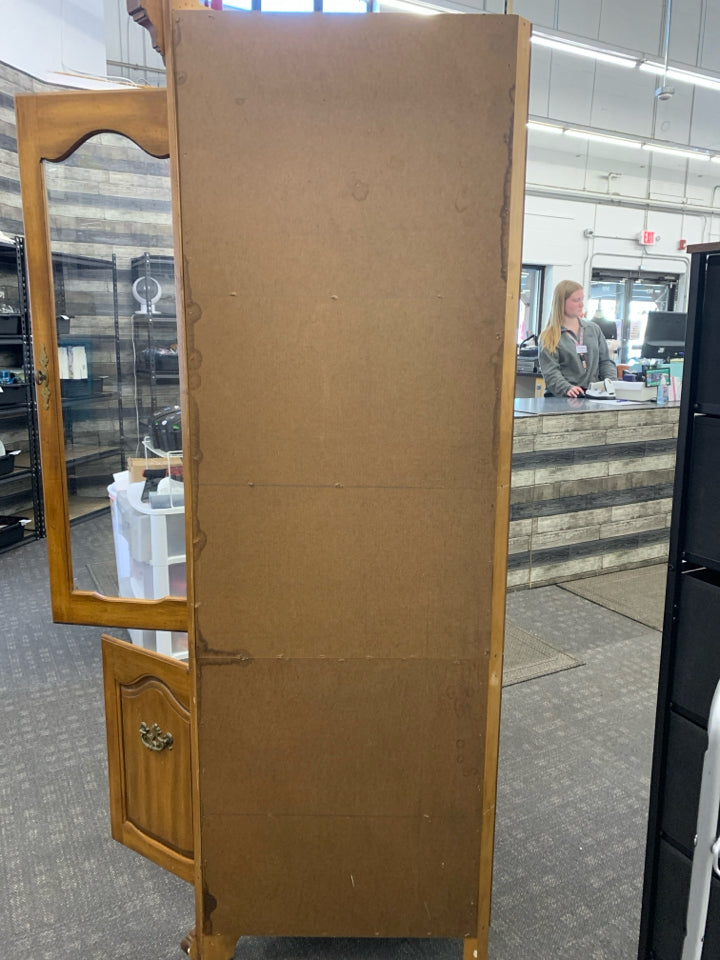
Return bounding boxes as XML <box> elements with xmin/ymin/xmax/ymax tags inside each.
<box><xmin>180</xmin><ymin>926</ymin><xmax>195</xmax><ymax>956</ymax></box>
<box><xmin>191</xmin><ymin>930</ymin><xmax>240</xmax><ymax>960</ymax></box>
<box><xmin>463</xmin><ymin>937</ymin><xmax>480</xmax><ymax>960</ymax></box>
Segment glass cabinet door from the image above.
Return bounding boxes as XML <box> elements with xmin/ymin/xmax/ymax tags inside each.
<box><xmin>16</xmin><ymin>88</ymin><xmax>187</xmax><ymax>633</ymax></box>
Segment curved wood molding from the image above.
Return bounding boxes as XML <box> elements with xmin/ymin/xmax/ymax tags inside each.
<box><xmin>15</xmin><ymin>88</ymin><xmax>187</xmax><ymax>631</ymax></box>
<box><xmin>16</xmin><ymin>88</ymin><xmax>169</xmax><ymax>164</ymax></box>
<box><xmin>127</xmin><ymin>0</ymin><xmax>168</xmax><ymax>57</ymax></box>
<box><xmin>127</xmin><ymin>0</ymin><xmax>205</xmax><ymax>59</ymax></box>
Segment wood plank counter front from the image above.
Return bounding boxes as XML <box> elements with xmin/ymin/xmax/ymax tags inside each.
<box><xmin>508</xmin><ymin>399</ymin><xmax>680</xmax><ymax>588</ymax></box>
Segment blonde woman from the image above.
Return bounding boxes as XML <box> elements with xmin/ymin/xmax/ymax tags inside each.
<box><xmin>539</xmin><ymin>280</ymin><xmax>617</xmax><ymax>398</ymax></box>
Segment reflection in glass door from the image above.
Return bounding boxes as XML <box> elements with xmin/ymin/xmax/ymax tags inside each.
<box><xmin>43</xmin><ymin>133</ymin><xmax>186</xmax><ymax>645</ymax></box>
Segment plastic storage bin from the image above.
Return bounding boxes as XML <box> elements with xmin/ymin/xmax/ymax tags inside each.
<box><xmin>0</xmin><ymin>514</ymin><xmax>26</xmax><ymax>548</ymax></box>
<box><xmin>108</xmin><ymin>474</ymin><xmax>187</xmax><ymax>659</ymax></box>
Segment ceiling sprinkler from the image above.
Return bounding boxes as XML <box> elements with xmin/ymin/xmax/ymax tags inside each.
<box><xmin>656</xmin><ymin>83</ymin><xmax>675</xmax><ymax>101</ymax></box>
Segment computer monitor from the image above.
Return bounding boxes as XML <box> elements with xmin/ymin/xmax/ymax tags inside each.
<box><xmin>595</xmin><ymin>317</ymin><xmax>618</xmax><ymax>340</ymax></box>
<box><xmin>641</xmin><ymin>310</ymin><xmax>687</xmax><ymax>360</ymax></box>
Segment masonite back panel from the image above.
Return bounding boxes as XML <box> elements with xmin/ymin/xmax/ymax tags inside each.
<box><xmin>169</xmin><ymin>9</ymin><xmax>529</xmax><ymax>942</ymax></box>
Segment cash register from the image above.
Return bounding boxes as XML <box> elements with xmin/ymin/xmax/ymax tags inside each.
<box><xmin>517</xmin><ymin>333</ymin><xmax>540</xmax><ymax>375</ymax></box>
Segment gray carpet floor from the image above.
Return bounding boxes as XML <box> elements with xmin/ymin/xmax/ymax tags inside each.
<box><xmin>0</xmin><ymin>525</ymin><xmax>662</xmax><ymax>960</ymax></box>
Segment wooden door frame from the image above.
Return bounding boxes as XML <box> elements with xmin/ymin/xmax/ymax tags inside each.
<box><xmin>16</xmin><ymin>87</ymin><xmax>187</xmax><ymax>630</ymax></box>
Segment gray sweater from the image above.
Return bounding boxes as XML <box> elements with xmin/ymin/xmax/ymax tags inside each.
<box><xmin>539</xmin><ymin>320</ymin><xmax>617</xmax><ymax>396</ymax></box>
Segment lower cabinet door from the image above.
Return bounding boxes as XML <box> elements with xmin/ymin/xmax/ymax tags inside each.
<box><xmin>102</xmin><ymin>633</ymin><xmax>194</xmax><ymax>882</ymax></box>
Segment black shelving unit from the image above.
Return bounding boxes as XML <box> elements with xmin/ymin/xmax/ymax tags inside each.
<box><xmin>129</xmin><ymin>252</ymin><xmax>181</xmax><ymax>437</ymax></box>
<box><xmin>52</xmin><ymin>251</ymin><xmax>126</xmax><ymax>521</ymax></box>
<box><xmin>0</xmin><ymin>236</ymin><xmax>43</xmax><ymax>549</ymax></box>
<box><xmin>639</xmin><ymin>242</ymin><xmax>720</xmax><ymax>960</ymax></box>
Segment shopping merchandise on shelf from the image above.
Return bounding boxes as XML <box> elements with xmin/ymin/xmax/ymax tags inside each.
<box><xmin>150</xmin><ymin>405</ymin><xmax>182</xmax><ymax>451</ymax></box>
<box><xmin>0</xmin><ymin>440</ymin><xmax>19</xmax><ymax>476</ymax></box>
<box><xmin>0</xmin><ymin>514</ymin><xmax>29</xmax><ymax>548</ymax></box>
<box><xmin>0</xmin><ymin>382</ymin><xmax>28</xmax><ymax>406</ymax></box>
<box><xmin>0</xmin><ymin>316</ymin><xmax>21</xmax><ymax>335</ymax></box>
<box><xmin>138</xmin><ymin>345</ymin><xmax>179</xmax><ymax>373</ymax></box>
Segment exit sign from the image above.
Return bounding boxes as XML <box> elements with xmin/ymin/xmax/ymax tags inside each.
<box><xmin>641</xmin><ymin>230</ymin><xmax>657</xmax><ymax>245</ymax></box>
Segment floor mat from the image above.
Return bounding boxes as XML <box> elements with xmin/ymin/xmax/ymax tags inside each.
<box><xmin>558</xmin><ymin>563</ymin><xmax>667</xmax><ymax>631</ymax></box>
<box><xmin>503</xmin><ymin>620</ymin><xmax>584</xmax><ymax>686</ymax></box>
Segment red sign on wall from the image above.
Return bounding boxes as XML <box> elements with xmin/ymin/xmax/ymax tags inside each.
<box><xmin>642</xmin><ymin>230</ymin><xmax>656</xmax><ymax>245</ymax></box>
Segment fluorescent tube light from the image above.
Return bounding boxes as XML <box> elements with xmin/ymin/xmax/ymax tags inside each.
<box><xmin>527</xmin><ymin>121</ymin><xmax>563</xmax><ymax>134</ymax></box>
<box><xmin>639</xmin><ymin>60</ymin><xmax>720</xmax><ymax>92</ymax></box>
<box><xmin>532</xmin><ymin>34</ymin><xmax>636</xmax><ymax>68</ymax></box>
<box><xmin>528</xmin><ymin>115</ymin><xmax>719</xmax><ymax>163</ymax></box>
<box><xmin>564</xmin><ymin>129</ymin><xmax>642</xmax><ymax>149</ymax></box>
<box><xmin>642</xmin><ymin>143</ymin><xmax>711</xmax><ymax>161</ymax></box>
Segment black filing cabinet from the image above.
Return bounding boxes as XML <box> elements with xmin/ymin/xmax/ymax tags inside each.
<box><xmin>640</xmin><ymin>243</ymin><xmax>720</xmax><ymax>959</ymax></box>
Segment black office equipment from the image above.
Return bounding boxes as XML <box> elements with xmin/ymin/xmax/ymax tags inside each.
<box><xmin>517</xmin><ymin>333</ymin><xmax>540</xmax><ymax>374</ymax></box>
<box><xmin>639</xmin><ymin>246</ymin><xmax>720</xmax><ymax>960</ymax></box>
<box><xmin>641</xmin><ymin>310</ymin><xmax>687</xmax><ymax>360</ymax></box>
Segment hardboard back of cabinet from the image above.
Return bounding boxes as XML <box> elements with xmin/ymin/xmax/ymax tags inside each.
<box><xmin>168</xmin><ymin>8</ymin><xmax>529</xmax><ymax>944</ymax></box>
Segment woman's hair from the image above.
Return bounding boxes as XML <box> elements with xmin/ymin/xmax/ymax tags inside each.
<box><xmin>539</xmin><ymin>279</ymin><xmax>584</xmax><ymax>354</ymax></box>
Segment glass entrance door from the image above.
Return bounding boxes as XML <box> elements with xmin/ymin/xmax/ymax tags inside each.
<box><xmin>588</xmin><ymin>270</ymin><xmax>679</xmax><ymax>364</ymax></box>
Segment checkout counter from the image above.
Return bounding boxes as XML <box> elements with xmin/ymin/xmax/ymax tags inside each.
<box><xmin>509</xmin><ymin>396</ymin><xmax>680</xmax><ymax>590</ymax></box>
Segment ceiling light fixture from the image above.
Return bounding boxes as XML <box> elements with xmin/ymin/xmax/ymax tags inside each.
<box><xmin>642</xmin><ymin>143</ymin><xmax>711</xmax><ymax>161</ymax></box>
<box><xmin>528</xmin><ymin>117</ymin><xmax>718</xmax><ymax>162</ymax></box>
<box><xmin>531</xmin><ymin>33</ymin><xmax>636</xmax><ymax>69</ymax></box>
<box><xmin>527</xmin><ymin>120</ymin><xmax>564</xmax><ymax>134</ymax></box>
<box><xmin>531</xmin><ymin>32</ymin><xmax>720</xmax><ymax>93</ymax></box>
<box><xmin>638</xmin><ymin>60</ymin><xmax>720</xmax><ymax>92</ymax></box>
<box><xmin>564</xmin><ymin>129</ymin><xmax>643</xmax><ymax>149</ymax></box>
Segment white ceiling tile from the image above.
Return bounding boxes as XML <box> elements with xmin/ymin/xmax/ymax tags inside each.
<box><xmin>574</xmin><ymin>142</ymin><xmax>652</xmax><ymax>202</ymax></box>
<box><xmin>598</xmin><ymin>0</ymin><xmax>664</xmax><ymax>55</ymax></box>
<box><xmin>700</xmin><ymin>0</ymin><xmax>720</xmax><ymax>71</ymax></box>
<box><xmin>529</xmin><ymin>45</ymin><xmax>551</xmax><ymax>116</ymax></box>
<box><xmin>644</xmin><ymin>149</ymin><xmax>694</xmax><ymax>198</ymax></box>
<box><xmin>688</xmin><ymin>87</ymin><xmax>720</xmax><ymax>151</ymax></box>
<box><xmin>589</xmin><ymin>64</ymin><xmax>656</xmax><ymax>138</ymax></box>
<box><xmin>526</xmin><ymin>141</ymin><xmax>589</xmax><ymax>191</ymax></box>
<box><xmin>666</xmin><ymin>0</ymin><xmax>704</xmax><ymax>66</ymax></box>
<box><xmin>512</xmin><ymin>0</ymin><xmax>557</xmax><ymax>28</ymax></box>
<box><xmin>547</xmin><ymin>55</ymin><xmax>595</xmax><ymax>125</ymax></box>
<box><xmin>557</xmin><ymin>0</ymin><xmax>601</xmax><ymax>40</ymax></box>
<box><xmin>650</xmin><ymin>83</ymin><xmax>695</xmax><ymax>145</ymax></box>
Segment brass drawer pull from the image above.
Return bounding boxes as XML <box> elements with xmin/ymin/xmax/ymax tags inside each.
<box><xmin>36</xmin><ymin>344</ymin><xmax>51</xmax><ymax>410</ymax></box>
<box><xmin>140</xmin><ymin>721</ymin><xmax>174</xmax><ymax>752</ymax></box>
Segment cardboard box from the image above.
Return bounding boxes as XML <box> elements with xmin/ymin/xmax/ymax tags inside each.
<box><xmin>128</xmin><ymin>455</ymin><xmax>182</xmax><ymax>483</ymax></box>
